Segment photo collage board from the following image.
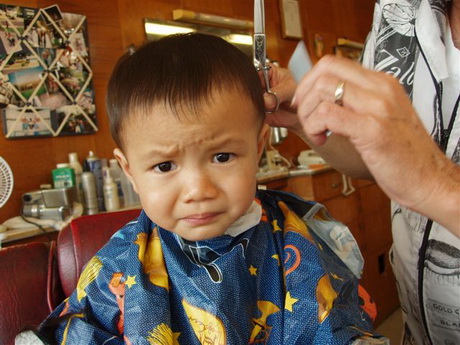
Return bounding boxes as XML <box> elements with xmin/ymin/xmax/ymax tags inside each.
<box><xmin>0</xmin><ymin>4</ymin><xmax>97</xmax><ymax>138</ymax></box>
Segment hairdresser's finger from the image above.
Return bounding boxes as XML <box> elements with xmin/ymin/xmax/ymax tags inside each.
<box><xmin>295</xmin><ymin>73</ymin><xmax>343</xmax><ymax>119</ymax></box>
<box><xmin>299</xmin><ymin>100</ymin><xmax>367</xmax><ymax>147</ymax></box>
<box><xmin>293</xmin><ymin>55</ymin><xmax>376</xmax><ymax>108</ymax></box>
<box><xmin>262</xmin><ymin>65</ymin><xmax>296</xmax><ymax>110</ymax></box>
<box><xmin>265</xmin><ymin>109</ymin><xmax>303</xmax><ymax>134</ymax></box>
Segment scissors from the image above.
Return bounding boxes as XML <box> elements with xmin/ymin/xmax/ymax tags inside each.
<box><xmin>254</xmin><ymin>0</ymin><xmax>280</xmax><ymax>113</ymax></box>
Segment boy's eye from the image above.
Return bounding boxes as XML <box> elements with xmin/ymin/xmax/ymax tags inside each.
<box><xmin>153</xmin><ymin>161</ymin><xmax>176</xmax><ymax>173</ymax></box>
<box><xmin>213</xmin><ymin>153</ymin><xmax>234</xmax><ymax>163</ymax></box>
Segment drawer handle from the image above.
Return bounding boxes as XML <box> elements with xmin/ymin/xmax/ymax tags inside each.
<box><xmin>341</xmin><ymin>174</ymin><xmax>356</xmax><ymax>196</ymax></box>
<box><xmin>331</xmin><ymin>183</ymin><xmax>340</xmax><ymax>188</ymax></box>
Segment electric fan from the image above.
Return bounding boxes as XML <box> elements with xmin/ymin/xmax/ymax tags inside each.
<box><xmin>0</xmin><ymin>156</ymin><xmax>13</xmax><ymax>208</ymax></box>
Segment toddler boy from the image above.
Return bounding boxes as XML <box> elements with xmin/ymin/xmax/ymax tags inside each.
<box><xmin>40</xmin><ymin>33</ymin><xmax>387</xmax><ymax>344</ymax></box>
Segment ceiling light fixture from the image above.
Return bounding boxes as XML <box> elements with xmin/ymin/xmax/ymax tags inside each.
<box><xmin>173</xmin><ymin>9</ymin><xmax>253</xmax><ymax>30</ymax></box>
<box><xmin>144</xmin><ymin>22</ymin><xmax>196</xmax><ymax>36</ymax></box>
<box><xmin>225</xmin><ymin>34</ymin><xmax>253</xmax><ymax>45</ymax></box>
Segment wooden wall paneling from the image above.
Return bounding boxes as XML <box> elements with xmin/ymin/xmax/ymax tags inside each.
<box><xmin>117</xmin><ymin>0</ymin><xmax>181</xmax><ymax>50</ymax></box>
<box><xmin>227</xmin><ymin>0</ymin><xmax>254</xmax><ymax>20</ymax></box>
<box><xmin>1</xmin><ymin>0</ymin><xmax>37</xmax><ymax>7</ymax></box>
<box><xmin>264</xmin><ymin>0</ymin><xmax>298</xmax><ymax>67</ymax></box>
<box><xmin>302</xmin><ymin>0</ymin><xmax>373</xmax><ymax>42</ymax></box>
<box><xmin>181</xmin><ymin>0</ymin><xmax>234</xmax><ymax>16</ymax></box>
<box><xmin>351</xmin><ymin>0</ymin><xmax>375</xmax><ymax>40</ymax></box>
<box><xmin>299</xmin><ymin>0</ymin><xmax>374</xmax><ymax>63</ymax></box>
<box><xmin>333</xmin><ymin>0</ymin><xmax>357</xmax><ymax>38</ymax></box>
<box><xmin>300</xmin><ymin>0</ymin><xmax>335</xmax><ymax>33</ymax></box>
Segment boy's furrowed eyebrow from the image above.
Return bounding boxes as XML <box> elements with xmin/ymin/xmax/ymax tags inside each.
<box><xmin>139</xmin><ymin>146</ymin><xmax>179</xmax><ymax>160</ymax></box>
<box><xmin>209</xmin><ymin>136</ymin><xmax>246</xmax><ymax>148</ymax></box>
<box><xmin>139</xmin><ymin>136</ymin><xmax>248</xmax><ymax>161</ymax></box>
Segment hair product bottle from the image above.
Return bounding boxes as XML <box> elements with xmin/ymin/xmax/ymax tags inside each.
<box><xmin>103</xmin><ymin>167</ymin><xmax>120</xmax><ymax>212</ymax></box>
<box><xmin>109</xmin><ymin>159</ymin><xmax>124</xmax><ymax>208</ymax></box>
<box><xmin>81</xmin><ymin>171</ymin><xmax>98</xmax><ymax>215</ymax></box>
<box><xmin>85</xmin><ymin>151</ymin><xmax>104</xmax><ymax>211</ymax></box>
<box><xmin>52</xmin><ymin>163</ymin><xmax>75</xmax><ymax>189</ymax></box>
<box><xmin>68</xmin><ymin>152</ymin><xmax>84</xmax><ymax>205</ymax></box>
<box><xmin>120</xmin><ymin>171</ymin><xmax>140</xmax><ymax>207</ymax></box>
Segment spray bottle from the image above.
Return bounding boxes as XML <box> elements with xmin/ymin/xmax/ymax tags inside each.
<box><xmin>103</xmin><ymin>167</ymin><xmax>120</xmax><ymax>211</ymax></box>
<box><xmin>85</xmin><ymin>151</ymin><xmax>104</xmax><ymax>211</ymax></box>
<box><xmin>68</xmin><ymin>152</ymin><xmax>84</xmax><ymax>206</ymax></box>
<box><xmin>109</xmin><ymin>159</ymin><xmax>124</xmax><ymax>208</ymax></box>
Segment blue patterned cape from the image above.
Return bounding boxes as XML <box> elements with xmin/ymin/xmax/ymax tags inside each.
<box><xmin>41</xmin><ymin>190</ymin><xmax>387</xmax><ymax>344</ymax></box>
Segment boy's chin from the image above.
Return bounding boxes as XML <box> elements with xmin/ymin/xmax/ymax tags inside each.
<box><xmin>177</xmin><ymin>229</ymin><xmax>227</xmax><ymax>242</ymax></box>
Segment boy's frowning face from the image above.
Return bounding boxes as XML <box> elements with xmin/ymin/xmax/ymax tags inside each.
<box><xmin>115</xmin><ymin>89</ymin><xmax>269</xmax><ymax>241</ymax></box>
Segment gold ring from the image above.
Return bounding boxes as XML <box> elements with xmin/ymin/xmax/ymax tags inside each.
<box><xmin>266</xmin><ymin>91</ymin><xmax>280</xmax><ymax>114</ymax></box>
<box><xmin>334</xmin><ymin>80</ymin><xmax>345</xmax><ymax>106</ymax></box>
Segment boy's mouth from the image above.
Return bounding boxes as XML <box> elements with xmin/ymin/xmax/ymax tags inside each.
<box><xmin>181</xmin><ymin>212</ymin><xmax>221</xmax><ymax>226</ymax></box>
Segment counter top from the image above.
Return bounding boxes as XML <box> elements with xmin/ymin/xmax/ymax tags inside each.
<box><xmin>256</xmin><ymin>164</ymin><xmax>331</xmax><ymax>184</ymax></box>
<box><xmin>0</xmin><ymin>226</ymin><xmax>55</xmax><ymax>245</ymax></box>
<box><xmin>0</xmin><ymin>205</ymin><xmax>142</xmax><ymax>247</ymax></box>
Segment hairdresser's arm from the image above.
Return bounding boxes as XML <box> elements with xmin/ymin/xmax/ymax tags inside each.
<box><xmin>264</xmin><ymin>64</ymin><xmax>371</xmax><ymax>179</ymax></box>
<box><xmin>291</xmin><ymin>55</ymin><xmax>460</xmax><ymax>237</ymax></box>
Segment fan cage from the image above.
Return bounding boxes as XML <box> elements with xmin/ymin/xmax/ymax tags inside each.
<box><xmin>0</xmin><ymin>157</ymin><xmax>14</xmax><ymax>208</ymax></box>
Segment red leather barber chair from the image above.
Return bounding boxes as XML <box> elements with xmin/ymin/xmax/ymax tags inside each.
<box><xmin>57</xmin><ymin>209</ymin><xmax>141</xmax><ymax>297</ymax></box>
<box><xmin>0</xmin><ymin>241</ymin><xmax>62</xmax><ymax>345</ymax></box>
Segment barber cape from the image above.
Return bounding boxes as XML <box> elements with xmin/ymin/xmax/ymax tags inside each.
<box><xmin>40</xmin><ymin>190</ymin><xmax>387</xmax><ymax>344</ymax></box>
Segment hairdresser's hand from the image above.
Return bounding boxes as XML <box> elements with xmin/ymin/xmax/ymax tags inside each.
<box><xmin>261</xmin><ymin>65</ymin><xmax>304</xmax><ymax>135</ymax></box>
<box><xmin>260</xmin><ymin>63</ymin><xmax>370</xmax><ymax>178</ymax></box>
<box><xmin>293</xmin><ymin>55</ymin><xmax>460</xmax><ymax>235</ymax></box>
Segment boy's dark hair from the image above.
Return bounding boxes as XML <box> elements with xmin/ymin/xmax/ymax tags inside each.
<box><xmin>107</xmin><ymin>33</ymin><xmax>266</xmax><ymax>148</ymax></box>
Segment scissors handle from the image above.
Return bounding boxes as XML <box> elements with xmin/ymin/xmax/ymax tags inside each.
<box><xmin>253</xmin><ymin>34</ymin><xmax>266</xmax><ymax>70</ymax></box>
<box><xmin>254</xmin><ymin>33</ymin><xmax>280</xmax><ymax>113</ymax></box>
<box><xmin>254</xmin><ymin>33</ymin><xmax>271</xmax><ymax>89</ymax></box>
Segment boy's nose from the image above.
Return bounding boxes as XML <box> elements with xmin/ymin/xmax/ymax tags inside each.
<box><xmin>182</xmin><ymin>170</ymin><xmax>218</xmax><ymax>202</ymax></box>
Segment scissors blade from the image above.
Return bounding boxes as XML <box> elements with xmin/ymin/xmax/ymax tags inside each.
<box><xmin>254</xmin><ymin>0</ymin><xmax>265</xmax><ymax>34</ymax></box>
<box><xmin>253</xmin><ymin>0</ymin><xmax>266</xmax><ymax>70</ymax></box>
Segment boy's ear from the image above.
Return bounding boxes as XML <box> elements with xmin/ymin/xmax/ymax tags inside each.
<box><xmin>113</xmin><ymin>148</ymin><xmax>138</xmax><ymax>194</ymax></box>
<box><xmin>257</xmin><ymin>123</ymin><xmax>270</xmax><ymax>160</ymax></box>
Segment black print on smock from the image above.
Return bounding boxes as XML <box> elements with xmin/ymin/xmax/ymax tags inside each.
<box><xmin>374</xmin><ymin>2</ymin><xmax>419</xmax><ymax>96</ymax></box>
<box><xmin>425</xmin><ymin>239</ymin><xmax>460</xmax><ymax>272</ymax></box>
<box><xmin>424</xmin><ymin>240</ymin><xmax>460</xmax><ymax>333</ymax></box>
<box><xmin>178</xmin><ymin>237</ymin><xmax>249</xmax><ymax>283</ymax></box>
<box><xmin>375</xmin><ymin>0</ymin><xmax>452</xmax><ymax>150</ymax></box>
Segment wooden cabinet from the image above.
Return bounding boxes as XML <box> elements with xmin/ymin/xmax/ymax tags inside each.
<box><xmin>263</xmin><ymin>177</ymin><xmax>289</xmax><ymax>191</ymax></box>
<box><xmin>286</xmin><ymin>169</ymin><xmax>399</xmax><ymax>326</ymax></box>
